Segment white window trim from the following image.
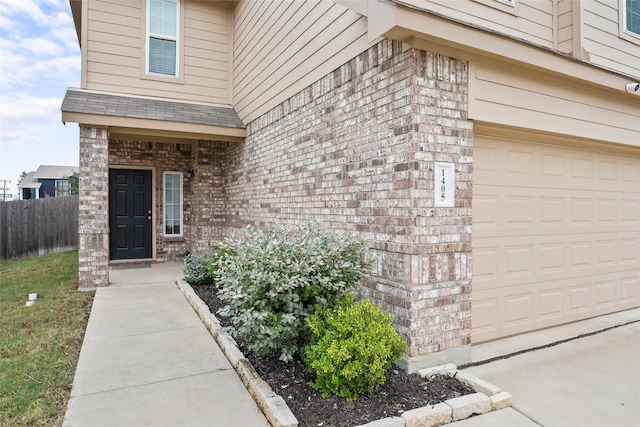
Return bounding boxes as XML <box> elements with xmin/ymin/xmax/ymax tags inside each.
<box><xmin>620</xmin><ymin>0</ymin><xmax>640</xmax><ymax>43</ymax></box>
<box><xmin>145</xmin><ymin>0</ymin><xmax>180</xmax><ymax>78</ymax></box>
<box><xmin>55</xmin><ymin>179</ymin><xmax>71</xmax><ymax>197</ymax></box>
<box><xmin>471</xmin><ymin>0</ymin><xmax>518</xmax><ymax>16</ymax></box>
<box><xmin>163</xmin><ymin>171</ymin><xmax>183</xmax><ymax>237</ymax></box>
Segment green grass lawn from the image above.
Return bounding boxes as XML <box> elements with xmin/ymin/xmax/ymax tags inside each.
<box><xmin>0</xmin><ymin>250</ymin><xmax>93</xmax><ymax>426</ymax></box>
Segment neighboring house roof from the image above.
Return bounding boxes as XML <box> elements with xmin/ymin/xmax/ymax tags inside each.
<box><xmin>18</xmin><ymin>172</ymin><xmax>42</xmax><ymax>189</ymax></box>
<box><xmin>19</xmin><ymin>166</ymin><xmax>77</xmax><ymax>189</ymax></box>
<box><xmin>61</xmin><ymin>89</ymin><xmax>245</xmax><ymax>129</ymax></box>
<box><xmin>32</xmin><ymin>165</ymin><xmax>78</xmax><ymax>179</ymax></box>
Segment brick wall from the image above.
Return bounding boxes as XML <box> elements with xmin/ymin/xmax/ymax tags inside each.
<box><xmin>224</xmin><ymin>40</ymin><xmax>473</xmax><ymax>368</ymax></box>
<box><xmin>109</xmin><ymin>139</ymin><xmax>226</xmax><ymax>261</ymax></box>
<box><xmin>78</xmin><ymin>126</ymin><xmax>109</xmax><ymax>288</ymax></box>
<box><xmin>189</xmin><ymin>140</ymin><xmax>228</xmax><ymax>254</ymax></box>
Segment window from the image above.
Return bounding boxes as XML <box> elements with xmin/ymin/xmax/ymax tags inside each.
<box><xmin>55</xmin><ymin>180</ymin><xmax>71</xmax><ymax>197</ymax></box>
<box><xmin>625</xmin><ymin>0</ymin><xmax>640</xmax><ymax>36</ymax></box>
<box><xmin>163</xmin><ymin>172</ymin><xmax>182</xmax><ymax>236</ymax></box>
<box><xmin>24</xmin><ymin>188</ymin><xmax>37</xmax><ymax>199</ymax></box>
<box><xmin>147</xmin><ymin>0</ymin><xmax>179</xmax><ymax>76</ymax></box>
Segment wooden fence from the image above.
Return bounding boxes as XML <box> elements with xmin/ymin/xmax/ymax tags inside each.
<box><xmin>0</xmin><ymin>196</ymin><xmax>79</xmax><ymax>260</ymax></box>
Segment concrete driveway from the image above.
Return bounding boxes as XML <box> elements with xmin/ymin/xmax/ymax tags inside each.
<box><xmin>461</xmin><ymin>321</ymin><xmax>640</xmax><ymax>427</ymax></box>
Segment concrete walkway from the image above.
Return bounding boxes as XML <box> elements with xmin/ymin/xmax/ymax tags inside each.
<box><xmin>65</xmin><ymin>263</ymin><xmax>640</xmax><ymax>427</ymax></box>
<box><xmin>454</xmin><ymin>318</ymin><xmax>640</xmax><ymax>427</ymax></box>
<box><xmin>63</xmin><ymin>263</ymin><xmax>269</xmax><ymax>427</ymax></box>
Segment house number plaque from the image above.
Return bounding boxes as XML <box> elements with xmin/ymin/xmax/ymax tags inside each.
<box><xmin>434</xmin><ymin>162</ymin><xmax>455</xmax><ymax>208</ymax></box>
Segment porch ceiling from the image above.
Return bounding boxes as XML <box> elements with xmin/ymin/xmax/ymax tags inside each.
<box><xmin>61</xmin><ymin>88</ymin><xmax>246</xmax><ymax>142</ymax></box>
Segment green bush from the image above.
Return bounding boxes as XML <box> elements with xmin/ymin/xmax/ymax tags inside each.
<box><xmin>182</xmin><ymin>253</ymin><xmax>215</xmax><ymax>286</ymax></box>
<box><xmin>214</xmin><ymin>222</ymin><xmax>370</xmax><ymax>362</ymax></box>
<box><xmin>305</xmin><ymin>294</ymin><xmax>408</xmax><ymax>401</ymax></box>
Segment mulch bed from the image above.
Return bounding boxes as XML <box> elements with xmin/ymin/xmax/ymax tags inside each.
<box><xmin>192</xmin><ymin>285</ymin><xmax>475</xmax><ymax>427</ymax></box>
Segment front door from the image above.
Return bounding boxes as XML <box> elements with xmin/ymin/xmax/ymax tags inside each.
<box><xmin>109</xmin><ymin>169</ymin><xmax>153</xmax><ymax>260</ymax></box>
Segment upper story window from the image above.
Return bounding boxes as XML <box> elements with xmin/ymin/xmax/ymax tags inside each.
<box><xmin>625</xmin><ymin>0</ymin><xmax>640</xmax><ymax>36</ymax></box>
<box><xmin>147</xmin><ymin>0</ymin><xmax>179</xmax><ymax>77</ymax></box>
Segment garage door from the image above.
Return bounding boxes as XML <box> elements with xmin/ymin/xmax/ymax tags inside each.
<box><xmin>472</xmin><ymin>135</ymin><xmax>640</xmax><ymax>343</ymax></box>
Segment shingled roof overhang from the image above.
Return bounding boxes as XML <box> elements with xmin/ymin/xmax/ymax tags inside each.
<box><xmin>61</xmin><ymin>88</ymin><xmax>246</xmax><ymax>142</ymax></box>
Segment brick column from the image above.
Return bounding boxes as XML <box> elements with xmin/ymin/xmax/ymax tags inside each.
<box><xmin>402</xmin><ymin>51</ymin><xmax>473</xmax><ymax>371</ymax></box>
<box><xmin>78</xmin><ymin>126</ymin><xmax>109</xmax><ymax>289</ymax></box>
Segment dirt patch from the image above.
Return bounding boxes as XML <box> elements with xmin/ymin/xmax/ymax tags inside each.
<box><xmin>192</xmin><ymin>285</ymin><xmax>474</xmax><ymax>427</ymax></box>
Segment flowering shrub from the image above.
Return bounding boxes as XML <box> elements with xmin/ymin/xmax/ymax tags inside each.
<box><xmin>305</xmin><ymin>294</ymin><xmax>407</xmax><ymax>401</ymax></box>
<box><xmin>213</xmin><ymin>222</ymin><xmax>370</xmax><ymax>362</ymax></box>
<box><xmin>182</xmin><ymin>253</ymin><xmax>215</xmax><ymax>286</ymax></box>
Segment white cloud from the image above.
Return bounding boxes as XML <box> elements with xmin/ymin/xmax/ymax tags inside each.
<box><xmin>19</xmin><ymin>37</ymin><xmax>65</xmax><ymax>57</ymax></box>
<box><xmin>50</xmin><ymin>25</ymin><xmax>80</xmax><ymax>51</ymax></box>
<box><xmin>0</xmin><ymin>0</ymin><xmax>80</xmax><ymax>191</ymax></box>
<box><xmin>0</xmin><ymin>0</ymin><xmax>49</xmax><ymax>27</ymax></box>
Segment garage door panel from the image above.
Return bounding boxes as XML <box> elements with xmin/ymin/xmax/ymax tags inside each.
<box><xmin>472</xmin><ymin>272</ymin><xmax>640</xmax><ymax>342</ymax></box>
<box><xmin>623</xmin><ymin>162</ymin><xmax>640</xmax><ymax>183</ymax></box>
<box><xmin>473</xmin><ymin>245</ymin><xmax>499</xmax><ymax>282</ymax></box>
<box><xmin>596</xmin><ymin>199</ymin><xmax>618</xmax><ymax>223</ymax></box>
<box><xmin>569</xmin><ymin>197</ymin><xmax>593</xmax><ymax>225</ymax></box>
<box><xmin>504</xmin><ymin>245</ymin><xmax>534</xmax><ymax>278</ymax></box>
<box><xmin>505</xmin><ymin>196</ymin><xmax>535</xmax><ymax>227</ymax></box>
<box><xmin>622</xmin><ymin>199</ymin><xmax>640</xmax><ymax>224</ymax></box>
<box><xmin>598</xmin><ymin>159</ymin><xmax>618</xmax><ymax>181</ymax></box>
<box><xmin>569</xmin><ymin>155</ymin><xmax>594</xmax><ymax>183</ymax></box>
<box><xmin>471</xmin><ymin>299</ymin><xmax>499</xmax><ymax>334</ymax></box>
<box><xmin>474</xmin><ymin>187</ymin><xmax>637</xmax><ymax>237</ymax></box>
<box><xmin>568</xmin><ymin>239</ymin><xmax>592</xmax><ymax>271</ymax></box>
<box><xmin>473</xmin><ymin>194</ymin><xmax>500</xmax><ymax>227</ymax></box>
<box><xmin>474</xmin><ymin>144</ymin><xmax>500</xmax><ymax>178</ymax></box>
<box><xmin>620</xmin><ymin>276</ymin><xmax>640</xmax><ymax>303</ymax></box>
<box><xmin>595</xmin><ymin>280</ymin><xmax>617</xmax><ymax>309</ymax></box>
<box><xmin>476</xmin><ymin>139</ymin><xmax>640</xmax><ymax>192</ymax></box>
<box><xmin>473</xmin><ymin>135</ymin><xmax>640</xmax><ymax>343</ymax></box>
<box><xmin>503</xmin><ymin>294</ymin><xmax>534</xmax><ymax>328</ymax></box>
<box><xmin>621</xmin><ymin>238</ymin><xmax>639</xmax><ymax>264</ymax></box>
<box><xmin>567</xmin><ymin>283</ymin><xmax>592</xmax><ymax>315</ymax></box>
<box><xmin>540</xmin><ymin>197</ymin><xmax>565</xmax><ymax>226</ymax></box>
<box><xmin>539</xmin><ymin>243</ymin><xmax>564</xmax><ymax>274</ymax></box>
<box><xmin>538</xmin><ymin>288</ymin><xmax>564</xmax><ymax>321</ymax></box>
<box><xmin>474</xmin><ymin>233</ymin><xmax>637</xmax><ymax>290</ymax></box>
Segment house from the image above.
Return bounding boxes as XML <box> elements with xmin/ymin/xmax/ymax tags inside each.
<box><xmin>18</xmin><ymin>165</ymin><xmax>78</xmax><ymax>200</ymax></box>
<box><xmin>61</xmin><ymin>0</ymin><xmax>640</xmax><ymax>371</ymax></box>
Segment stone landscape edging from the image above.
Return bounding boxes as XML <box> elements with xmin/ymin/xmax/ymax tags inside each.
<box><xmin>177</xmin><ymin>279</ymin><xmax>512</xmax><ymax>427</ymax></box>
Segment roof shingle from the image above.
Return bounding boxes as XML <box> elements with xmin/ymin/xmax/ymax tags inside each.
<box><xmin>61</xmin><ymin>89</ymin><xmax>245</xmax><ymax>129</ymax></box>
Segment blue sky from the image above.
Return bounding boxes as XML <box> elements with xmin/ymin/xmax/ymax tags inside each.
<box><xmin>0</xmin><ymin>0</ymin><xmax>80</xmax><ymax>199</ymax></box>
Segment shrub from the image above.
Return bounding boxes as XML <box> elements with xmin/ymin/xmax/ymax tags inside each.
<box><xmin>182</xmin><ymin>253</ymin><xmax>215</xmax><ymax>286</ymax></box>
<box><xmin>304</xmin><ymin>294</ymin><xmax>408</xmax><ymax>401</ymax></box>
<box><xmin>214</xmin><ymin>222</ymin><xmax>370</xmax><ymax>362</ymax></box>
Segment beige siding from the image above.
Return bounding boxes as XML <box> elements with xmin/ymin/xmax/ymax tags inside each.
<box><xmin>84</xmin><ymin>0</ymin><xmax>231</xmax><ymax>105</ymax></box>
<box><xmin>232</xmin><ymin>0</ymin><xmax>371</xmax><ymax>123</ymax></box>
<box><xmin>395</xmin><ymin>0</ymin><xmax>554</xmax><ymax>48</ymax></box>
<box><xmin>468</xmin><ymin>62</ymin><xmax>640</xmax><ymax>147</ymax></box>
<box><xmin>557</xmin><ymin>0</ymin><xmax>574</xmax><ymax>54</ymax></box>
<box><xmin>581</xmin><ymin>0</ymin><xmax>640</xmax><ymax>77</ymax></box>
